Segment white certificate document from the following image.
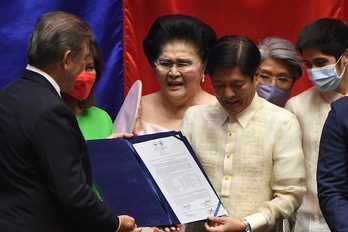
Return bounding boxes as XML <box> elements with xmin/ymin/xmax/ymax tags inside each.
<box><xmin>132</xmin><ymin>134</ymin><xmax>226</xmax><ymax>224</ymax></box>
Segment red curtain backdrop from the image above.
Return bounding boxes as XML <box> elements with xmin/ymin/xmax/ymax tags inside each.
<box><xmin>123</xmin><ymin>0</ymin><xmax>347</xmax><ymax>98</ymax></box>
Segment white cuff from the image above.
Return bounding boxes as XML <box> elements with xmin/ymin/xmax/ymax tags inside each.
<box><xmin>115</xmin><ymin>216</ymin><xmax>121</xmax><ymax>232</ymax></box>
<box><xmin>243</xmin><ymin>212</ymin><xmax>267</xmax><ymax>231</ymax></box>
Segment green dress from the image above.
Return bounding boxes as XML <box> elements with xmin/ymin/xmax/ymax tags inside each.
<box><xmin>77</xmin><ymin>106</ymin><xmax>114</xmax><ymax>200</ymax></box>
<box><xmin>77</xmin><ymin>106</ymin><xmax>114</xmax><ymax>140</ymax></box>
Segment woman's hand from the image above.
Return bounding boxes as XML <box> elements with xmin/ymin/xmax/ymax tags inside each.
<box><xmin>153</xmin><ymin>224</ymin><xmax>181</xmax><ymax>232</ymax></box>
<box><xmin>107</xmin><ymin>133</ymin><xmax>134</xmax><ymax>139</ymax></box>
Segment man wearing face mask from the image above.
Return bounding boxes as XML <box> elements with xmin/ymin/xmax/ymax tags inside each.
<box><xmin>285</xmin><ymin>18</ymin><xmax>348</xmax><ymax>232</ymax></box>
<box><xmin>256</xmin><ymin>37</ymin><xmax>303</xmax><ymax>107</ymax></box>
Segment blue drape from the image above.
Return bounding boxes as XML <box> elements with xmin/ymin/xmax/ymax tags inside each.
<box><xmin>0</xmin><ymin>0</ymin><xmax>123</xmax><ymax>120</ymax></box>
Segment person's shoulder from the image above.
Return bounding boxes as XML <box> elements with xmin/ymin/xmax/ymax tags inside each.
<box><xmin>86</xmin><ymin>106</ymin><xmax>110</xmax><ymax>116</ymax></box>
<box><xmin>142</xmin><ymin>92</ymin><xmax>158</xmax><ymax>100</ymax></box>
<box><xmin>254</xmin><ymin>98</ymin><xmax>297</xmax><ymax>125</ymax></box>
<box><xmin>326</xmin><ymin>97</ymin><xmax>348</xmax><ymax>124</ymax></box>
<box><xmin>196</xmin><ymin>91</ymin><xmax>217</xmax><ymax>105</ymax></box>
<box><xmin>141</xmin><ymin>91</ymin><xmax>160</xmax><ymax>106</ymax></box>
<box><xmin>285</xmin><ymin>87</ymin><xmax>320</xmax><ymax>112</ymax></box>
<box><xmin>287</xmin><ymin>86</ymin><xmax>318</xmax><ymax>103</ymax></box>
<box><xmin>190</xmin><ymin>101</ymin><xmax>217</xmax><ymax>110</ymax></box>
<box><xmin>88</xmin><ymin>106</ymin><xmax>106</xmax><ymax>112</ymax></box>
<box><xmin>261</xmin><ymin>98</ymin><xmax>294</xmax><ymax>116</ymax></box>
<box><xmin>332</xmin><ymin>96</ymin><xmax>348</xmax><ymax>109</ymax></box>
<box><xmin>139</xmin><ymin>92</ymin><xmax>161</xmax><ymax>117</ymax></box>
<box><xmin>185</xmin><ymin>102</ymin><xmax>219</xmax><ymax>119</ymax></box>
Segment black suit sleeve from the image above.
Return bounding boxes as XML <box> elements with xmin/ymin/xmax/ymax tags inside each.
<box><xmin>317</xmin><ymin>99</ymin><xmax>348</xmax><ymax>232</ymax></box>
<box><xmin>31</xmin><ymin>104</ymin><xmax>119</xmax><ymax>232</ymax></box>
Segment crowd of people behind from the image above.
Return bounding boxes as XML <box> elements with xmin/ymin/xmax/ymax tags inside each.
<box><xmin>0</xmin><ymin>9</ymin><xmax>348</xmax><ymax>232</ymax></box>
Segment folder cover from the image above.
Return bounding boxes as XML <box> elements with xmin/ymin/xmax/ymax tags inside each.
<box><xmin>86</xmin><ymin>131</ymin><xmax>225</xmax><ymax>227</ymax></box>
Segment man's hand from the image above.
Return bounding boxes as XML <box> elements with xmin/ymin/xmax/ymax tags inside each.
<box><xmin>118</xmin><ymin>215</ymin><xmax>142</xmax><ymax>232</ymax></box>
<box><xmin>204</xmin><ymin>216</ymin><xmax>245</xmax><ymax>232</ymax></box>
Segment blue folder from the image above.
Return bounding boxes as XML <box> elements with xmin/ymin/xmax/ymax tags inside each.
<box><xmin>86</xmin><ymin>131</ymin><xmax>222</xmax><ymax>227</ymax></box>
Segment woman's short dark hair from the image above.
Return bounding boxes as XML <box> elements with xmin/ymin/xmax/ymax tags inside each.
<box><xmin>296</xmin><ymin>18</ymin><xmax>348</xmax><ymax>60</ymax></box>
<box><xmin>207</xmin><ymin>35</ymin><xmax>261</xmax><ymax>81</ymax></box>
<box><xmin>143</xmin><ymin>14</ymin><xmax>217</xmax><ymax>72</ymax></box>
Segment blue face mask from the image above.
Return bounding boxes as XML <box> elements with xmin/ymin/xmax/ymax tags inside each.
<box><xmin>256</xmin><ymin>83</ymin><xmax>291</xmax><ymax>107</ymax></box>
<box><xmin>307</xmin><ymin>56</ymin><xmax>346</xmax><ymax>92</ymax></box>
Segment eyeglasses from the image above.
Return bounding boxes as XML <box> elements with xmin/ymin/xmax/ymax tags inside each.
<box><xmin>154</xmin><ymin>60</ymin><xmax>195</xmax><ymax>73</ymax></box>
<box><xmin>258</xmin><ymin>73</ymin><xmax>293</xmax><ymax>90</ymax></box>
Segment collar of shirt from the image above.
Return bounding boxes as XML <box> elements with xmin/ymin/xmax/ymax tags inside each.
<box><xmin>217</xmin><ymin>93</ymin><xmax>260</xmax><ymax>128</ymax></box>
<box><xmin>26</xmin><ymin>64</ymin><xmax>61</xmax><ymax>97</ymax></box>
<box><xmin>320</xmin><ymin>88</ymin><xmax>347</xmax><ymax>104</ymax></box>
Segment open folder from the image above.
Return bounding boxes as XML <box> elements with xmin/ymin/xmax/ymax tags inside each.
<box><xmin>86</xmin><ymin>131</ymin><xmax>226</xmax><ymax>227</ymax></box>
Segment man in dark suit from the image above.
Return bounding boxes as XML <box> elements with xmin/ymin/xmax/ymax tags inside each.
<box><xmin>318</xmin><ymin>95</ymin><xmax>348</xmax><ymax>232</ymax></box>
<box><xmin>0</xmin><ymin>11</ymin><xmax>141</xmax><ymax>232</ymax></box>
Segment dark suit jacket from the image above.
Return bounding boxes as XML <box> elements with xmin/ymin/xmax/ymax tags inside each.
<box><xmin>318</xmin><ymin>96</ymin><xmax>348</xmax><ymax>232</ymax></box>
<box><xmin>0</xmin><ymin>70</ymin><xmax>119</xmax><ymax>232</ymax></box>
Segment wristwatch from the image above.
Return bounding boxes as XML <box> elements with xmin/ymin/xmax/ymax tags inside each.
<box><xmin>241</xmin><ymin>219</ymin><xmax>251</xmax><ymax>232</ymax></box>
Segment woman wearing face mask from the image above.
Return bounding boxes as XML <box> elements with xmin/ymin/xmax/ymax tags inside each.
<box><xmin>256</xmin><ymin>37</ymin><xmax>303</xmax><ymax>107</ymax></box>
<box><xmin>62</xmin><ymin>42</ymin><xmax>115</xmax><ymax>140</ymax></box>
<box><xmin>63</xmin><ymin>42</ymin><xmax>129</xmax><ymax>202</ymax></box>
<box><xmin>285</xmin><ymin>18</ymin><xmax>348</xmax><ymax>232</ymax></box>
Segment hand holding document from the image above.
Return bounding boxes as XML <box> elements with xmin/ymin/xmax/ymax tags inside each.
<box><xmin>87</xmin><ymin>131</ymin><xmax>226</xmax><ymax>227</ymax></box>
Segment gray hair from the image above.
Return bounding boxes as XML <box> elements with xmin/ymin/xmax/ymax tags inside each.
<box><xmin>258</xmin><ymin>37</ymin><xmax>303</xmax><ymax>81</ymax></box>
<box><xmin>27</xmin><ymin>11</ymin><xmax>94</xmax><ymax>68</ymax></box>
